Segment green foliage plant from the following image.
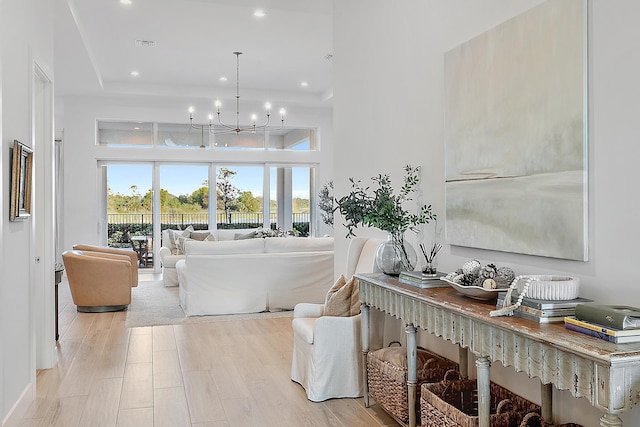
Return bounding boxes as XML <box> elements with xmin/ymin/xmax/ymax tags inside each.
<box><xmin>335</xmin><ymin>165</ymin><xmax>436</xmax><ymax>238</ymax></box>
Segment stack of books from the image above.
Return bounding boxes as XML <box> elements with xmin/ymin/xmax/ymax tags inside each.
<box><xmin>564</xmin><ymin>304</ymin><xmax>640</xmax><ymax>344</ymax></box>
<box><xmin>496</xmin><ymin>293</ymin><xmax>593</xmax><ymax>323</ymax></box>
<box><xmin>398</xmin><ymin>270</ymin><xmax>448</xmax><ymax>289</ymax></box>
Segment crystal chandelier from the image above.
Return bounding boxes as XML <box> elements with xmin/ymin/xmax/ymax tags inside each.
<box><xmin>188</xmin><ymin>52</ymin><xmax>286</xmax><ymax>138</ymax></box>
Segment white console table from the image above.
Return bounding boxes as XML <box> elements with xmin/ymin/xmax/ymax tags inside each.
<box><xmin>356</xmin><ymin>273</ymin><xmax>640</xmax><ymax>427</ymax></box>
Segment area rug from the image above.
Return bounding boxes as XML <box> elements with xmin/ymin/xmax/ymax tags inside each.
<box><xmin>124</xmin><ymin>280</ymin><xmax>293</xmax><ymax>328</ymax></box>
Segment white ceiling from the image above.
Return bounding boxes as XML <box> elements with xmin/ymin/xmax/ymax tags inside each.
<box><xmin>54</xmin><ymin>0</ymin><xmax>333</xmax><ymax>108</ymax></box>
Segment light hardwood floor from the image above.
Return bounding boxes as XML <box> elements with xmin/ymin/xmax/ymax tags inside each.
<box><xmin>19</xmin><ymin>273</ymin><xmax>399</xmax><ymax>427</ymax></box>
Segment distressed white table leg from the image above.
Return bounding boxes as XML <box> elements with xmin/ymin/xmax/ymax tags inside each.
<box><xmin>458</xmin><ymin>346</ymin><xmax>469</xmax><ymax>378</ymax></box>
<box><xmin>361</xmin><ymin>303</ymin><xmax>370</xmax><ymax>408</ymax></box>
<box><xmin>600</xmin><ymin>413</ymin><xmax>623</xmax><ymax>427</ymax></box>
<box><xmin>541</xmin><ymin>383</ymin><xmax>553</xmax><ymax>421</ymax></box>
<box><xmin>475</xmin><ymin>356</ymin><xmax>491</xmax><ymax>427</ymax></box>
<box><xmin>406</xmin><ymin>324</ymin><xmax>418</xmax><ymax>427</ymax></box>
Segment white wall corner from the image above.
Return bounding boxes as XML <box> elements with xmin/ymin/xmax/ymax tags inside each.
<box><xmin>1</xmin><ymin>383</ymin><xmax>35</xmax><ymax>427</ymax></box>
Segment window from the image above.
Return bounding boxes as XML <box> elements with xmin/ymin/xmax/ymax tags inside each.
<box><xmin>270</xmin><ymin>166</ymin><xmax>313</xmax><ymax>236</ymax></box>
<box><xmin>158</xmin><ymin>123</ymin><xmax>206</xmax><ymax>148</ymax></box>
<box><xmin>160</xmin><ymin>165</ymin><xmax>209</xmax><ymax>230</ymax></box>
<box><xmin>216</xmin><ymin>165</ymin><xmax>264</xmax><ymax>229</ymax></box>
<box><xmin>99</xmin><ymin>121</ymin><xmax>322</xmax><ymax>258</ymax></box>
<box><xmin>268</xmin><ymin>128</ymin><xmax>316</xmax><ymax>151</ymax></box>
<box><xmin>105</xmin><ymin>164</ymin><xmax>153</xmax><ymax>251</ymax></box>
<box><xmin>97</xmin><ymin>120</ymin><xmax>317</xmax><ymax>151</ymax></box>
<box><xmin>98</xmin><ymin>121</ymin><xmax>153</xmax><ymax>146</ymax></box>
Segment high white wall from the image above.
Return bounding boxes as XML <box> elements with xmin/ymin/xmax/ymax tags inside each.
<box><xmin>0</xmin><ymin>0</ymin><xmax>4</xmax><ymax>418</ymax></box>
<box><xmin>333</xmin><ymin>1</ymin><xmax>640</xmax><ymax>426</ymax></box>
<box><xmin>1</xmin><ymin>0</ymin><xmax>54</xmax><ymax>424</ymax></box>
<box><xmin>58</xmin><ymin>95</ymin><xmax>334</xmax><ymax>250</ymax></box>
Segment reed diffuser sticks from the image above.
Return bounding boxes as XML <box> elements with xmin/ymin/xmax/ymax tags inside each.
<box><xmin>420</xmin><ymin>242</ymin><xmax>442</xmax><ymax>264</ymax></box>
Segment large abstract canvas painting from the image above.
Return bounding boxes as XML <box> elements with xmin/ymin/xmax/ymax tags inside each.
<box><xmin>444</xmin><ymin>0</ymin><xmax>587</xmax><ymax>261</ymax></box>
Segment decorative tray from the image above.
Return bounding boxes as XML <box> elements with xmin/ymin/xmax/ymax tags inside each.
<box><xmin>440</xmin><ymin>278</ymin><xmax>503</xmax><ymax>301</ymax></box>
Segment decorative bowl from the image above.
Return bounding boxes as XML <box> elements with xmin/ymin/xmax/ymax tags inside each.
<box><xmin>515</xmin><ymin>275</ymin><xmax>579</xmax><ymax>301</ymax></box>
<box><xmin>440</xmin><ymin>278</ymin><xmax>502</xmax><ymax>301</ymax></box>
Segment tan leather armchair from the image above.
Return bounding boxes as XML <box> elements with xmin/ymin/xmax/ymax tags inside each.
<box><xmin>63</xmin><ymin>247</ymin><xmax>137</xmax><ymax>312</ymax></box>
<box><xmin>72</xmin><ymin>244</ymin><xmax>138</xmax><ymax>287</ymax></box>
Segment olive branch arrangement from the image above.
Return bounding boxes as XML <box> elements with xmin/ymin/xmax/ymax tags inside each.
<box><xmin>334</xmin><ymin>165</ymin><xmax>435</xmax><ymax>238</ymax></box>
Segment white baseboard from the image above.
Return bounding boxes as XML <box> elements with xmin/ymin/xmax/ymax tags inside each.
<box><xmin>2</xmin><ymin>382</ymin><xmax>35</xmax><ymax>427</ymax></box>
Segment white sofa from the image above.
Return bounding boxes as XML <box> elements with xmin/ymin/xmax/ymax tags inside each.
<box><xmin>158</xmin><ymin>227</ymin><xmax>258</xmax><ymax>287</ymax></box>
<box><xmin>175</xmin><ymin>237</ymin><xmax>334</xmax><ymax>316</ymax></box>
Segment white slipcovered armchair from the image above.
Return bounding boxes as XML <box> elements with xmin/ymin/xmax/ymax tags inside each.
<box><xmin>291</xmin><ymin>236</ymin><xmax>384</xmax><ymax>402</ymax></box>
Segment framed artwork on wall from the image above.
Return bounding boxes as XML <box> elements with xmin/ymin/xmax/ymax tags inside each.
<box><xmin>444</xmin><ymin>0</ymin><xmax>588</xmax><ymax>261</ymax></box>
<box><xmin>10</xmin><ymin>139</ymin><xmax>33</xmax><ymax>221</ymax></box>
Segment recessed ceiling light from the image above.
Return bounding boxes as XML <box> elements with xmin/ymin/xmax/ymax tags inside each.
<box><xmin>253</xmin><ymin>10</ymin><xmax>266</xmax><ymax>17</ymax></box>
<box><xmin>135</xmin><ymin>39</ymin><xmax>156</xmax><ymax>48</ymax></box>
<box><xmin>133</xmin><ymin>126</ymin><xmax>140</xmax><ymax>130</ymax></box>
<box><xmin>219</xmin><ymin>76</ymin><xmax>227</xmax><ymax>82</ymax></box>
<box><xmin>130</xmin><ymin>71</ymin><xmax>139</xmax><ymax>77</ymax></box>
<box><xmin>300</xmin><ymin>81</ymin><xmax>309</xmax><ymax>87</ymax></box>
<box><xmin>120</xmin><ymin>0</ymin><xmax>132</xmax><ymax>5</ymax></box>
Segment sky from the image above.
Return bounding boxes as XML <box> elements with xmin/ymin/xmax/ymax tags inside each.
<box><xmin>107</xmin><ymin>164</ymin><xmax>310</xmax><ymax>199</ymax></box>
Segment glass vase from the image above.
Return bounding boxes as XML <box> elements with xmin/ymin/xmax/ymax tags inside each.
<box><xmin>422</xmin><ymin>261</ymin><xmax>438</xmax><ymax>277</ymax></box>
<box><xmin>375</xmin><ymin>231</ymin><xmax>417</xmax><ymax>275</ymax></box>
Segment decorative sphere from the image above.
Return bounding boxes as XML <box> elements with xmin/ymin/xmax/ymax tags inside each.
<box><xmin>462</xmin><ymin>259</ymin><xmax>481</xmax><ymax>276</ymax></box>
<box><xmin>495</xmin><ymin>267</ymin><xmax>516</xmax><ymax>286</ymax></box>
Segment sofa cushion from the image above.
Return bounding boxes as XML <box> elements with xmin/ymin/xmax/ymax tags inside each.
<box><xmin>264</xmin><ymin>237</ymin><xmax>334</xmax><ymax>253</ymax></box>
<box><xmin>216</xmin><ymin>228</ymin><xmax>259</xmax><ymax>241</ymax></box>
<box><xmin>167</xmin><ymin>226</ymin><xmax>193</xmax><ymax>254</ymax></box>
<box><xmin>190</xmin><ymin>230</ymin><xmax>216</xmax><ymax>241</ymax></box>
<box><xmin>323</xmin><ymin>275</ymin><xmax>356</xmax><ymax>317</ymax></box>
<box><xmin>176</xmin><ymin>236</ymin><xmax>194</xmax><ymax>255</ymax></box>
<box><xmin>350</xmin><ymin>279</ymin><xmax>361</xmax><ymax>316</ymax></box>
<box><xmin>235</xmin><ymin>230</ymin><xmax>258</xmax><ymax>240</ymax></box>
<box><xmin>184</xmin><ymin>238</ymin><xmax>265</xmax><ymax>256</ymax></box>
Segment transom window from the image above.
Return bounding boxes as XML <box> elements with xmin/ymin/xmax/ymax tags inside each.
<box><xmin>97</xmin><ymin>120</ymin><xmax>317</xmax><ymax>151</ymax></box>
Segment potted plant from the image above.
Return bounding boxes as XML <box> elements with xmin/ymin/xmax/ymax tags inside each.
<box><xmin>335</xmin><ymin>165</ymin><xmax>436</xmax><ymax>275</ymax></box>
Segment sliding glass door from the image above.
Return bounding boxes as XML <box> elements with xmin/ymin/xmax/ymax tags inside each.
<box><xmin>159</xmin><ymin>165</ymin><xmax>209</xmax><ymax>231</ymax></box>
<box><xmin>104</xmin><ymin>162</ymin><xmax>318</xmax><ymax>265</ymax></box>
<box><xmin>216</xmin><ymin>165</ymin><xmax>264</xmax><ymax>229</ymax></box>
<box><xmin>105</xmin><ymin>164</ymin><xmax>154</xmax><ymax>267</ymax></box>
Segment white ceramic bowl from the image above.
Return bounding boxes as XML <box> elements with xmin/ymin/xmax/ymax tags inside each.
<box><xmin>516</xmin><ymin>275</ymin><xmax>579</xmax><ymax>300</ymax></box>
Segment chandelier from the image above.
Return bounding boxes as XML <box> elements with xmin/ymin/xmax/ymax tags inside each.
<box><xmin>188</xmin><ymin>52</ymin><xmax>286</xmax><ymax>139</ymax></box>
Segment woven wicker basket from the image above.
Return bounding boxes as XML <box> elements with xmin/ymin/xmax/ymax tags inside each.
<box><xmin>420</xmin><ymin>373</ymin><xmax>540</xmax><ymax>427</ymax></box>
<box><xmin>519</xmin><ymin>412</ymin><xmax>583</xmax><ymax>427</ymax></box>
<box><xmin>367</xmin><ymin>345</ymin><xmax>458</xmax><ymax>424</ymax></box>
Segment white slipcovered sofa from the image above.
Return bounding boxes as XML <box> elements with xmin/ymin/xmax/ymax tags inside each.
<box><xmin>175</xmin><ymin>237</ymin><xmax>334</xmax><ymax>316</ymax></box>
<box><xmin>158</xmin><ymin>227</ymin><xmax>258</xmax><ymax>287</ymax></box>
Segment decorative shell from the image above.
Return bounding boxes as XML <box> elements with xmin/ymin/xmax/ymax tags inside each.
<box><xmin>462</xmin><ymin>259</ymin><xmax>482</xmax><ymax>276</ymax></box>
<box><xmin>483</xmin><ymin>279</ymin><xmax>497</xmax><ymax>289</ymax></box>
